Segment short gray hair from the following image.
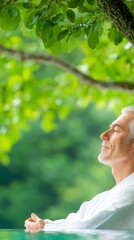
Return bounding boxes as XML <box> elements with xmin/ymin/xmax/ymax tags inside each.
<box><xmin>122</xmin><ymin>106</ymin><xmax>134</xmax><ymax>143</ymax></box>
<box><xmin>121</xmin><ymin>106</ymin><xmax>134</xmax><ymax>115</ymax></box>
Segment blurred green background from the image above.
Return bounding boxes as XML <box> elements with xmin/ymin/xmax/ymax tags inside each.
<box><xmin>0</xmin><ymin>103</ymin><xmax>116</xmax><ymax>229</ymax></box>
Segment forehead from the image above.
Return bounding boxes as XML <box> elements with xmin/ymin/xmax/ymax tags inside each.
<box><xmin>111</xmin><ymin>113</ymin><xmax>134</xmax><ymax>127</ymax></box>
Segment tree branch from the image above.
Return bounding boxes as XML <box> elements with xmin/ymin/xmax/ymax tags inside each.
<box><xmin>97</xmin><ymin>0</ymin><xmax>134</xmax><ymax>45</ymax></box>
<box><xmin>0</xmin><ymin>44</ymin><xmax>134</xmax><ymax>92</ymax></box>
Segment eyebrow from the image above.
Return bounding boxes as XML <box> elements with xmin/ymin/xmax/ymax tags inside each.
<box><xmin>109</xmin><ymin>123</ymin><xmax>124</xmax><ymax>130</ymax></box>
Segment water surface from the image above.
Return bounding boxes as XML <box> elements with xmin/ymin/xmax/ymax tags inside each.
<box><xmin>0</xmin><ymin>229</ymin><xmax>134</xmax><ymax>240</ymax></box>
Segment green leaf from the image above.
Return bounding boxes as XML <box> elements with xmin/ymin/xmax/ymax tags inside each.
<box><xmin>0</xmin><ymin>7</ymin><xmax>21</xmax><ymax>31</ymax></box>
<box><xmin>8</xmin><ymin>6</ymin><xmax>20</xmax><ymax>18</ymax></box>
<box><xmin>43</xmin><ymin>21</ymin><xmax>52</xmax><ymax>39</ymax></box>
<box><xmin>86</xmin><ymin>0</ymin><xmax>95</xmax><ymax>5</ymax></box>
<box><xmin>49</xmin><ymin>40</ymin><xmax>62</xmax><ymax>54</ymax></box>
<box><xmin>77</xmin><ymin>2</ymin><xmax>86</xmax><ymax>13</ymax></box>
<box><xmin>67</xmin><ymin>0</ymin><xmax>80</xmax><ymax>8</ymax></box>
<box><xmin>45</xmin><ymin>24</ymin><xmax>61</xmax><ymax>49</ymax></box>
<box><xmin>22</xmin><ymin>2</ymin><xmax>34</xmax><ymax>9</ymax></box>
<box><xmin>25</xmin><ymin>12</ymin><xmax>39</xmax><ymax>29</ymax></box>
<box><xmin>108</xmin><ymin>24</ymin><xmax>123</xmax><ymax>45</ymax></box>
<box><xmin>84</xmin><ymin>0</ymin><xmax>96</xmax><ymax>11</ymax></box>
<box><xmin>37</xmin><ymin>0</ymin><xmax>48</xmax><ymax>8</ymax></box>
<box><xmin>72</xmin><ymin>26</ymin><xmax>82</xmax><ymax>38</ymax></box>
<box><xmin>88</xmin><ymin>21</ymin><xmax>103</xmax><ymax>49</ymax></box>
<box><xmin>67</xmin><ymin>9</ymin><xmax>76</xmax><ymax>23</ymax></box>
<box><xmin>57</xmin><ymin>29</ymin><xmax>69</xmax><ymax>41</ymax></box>
<box><xmin>36</xmin><ymin>20</ymin><xmax>52</xmax><ymax>45</ymax></box>
<box><xmin>52</xmin><ymin>13</ymin><xmax>64</xmax><ymax>24</ymax></box>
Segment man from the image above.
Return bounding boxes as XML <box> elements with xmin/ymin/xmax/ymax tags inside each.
<box><xmin>25</xmin><ymin>106</ymin><xmax>134</xmax><ymax>232</ymax></box>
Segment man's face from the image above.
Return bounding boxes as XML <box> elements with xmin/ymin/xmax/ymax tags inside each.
<box><xmin>98</xmin><ymin>112</ymin><xmax>134</xmax><ymax>166</ymax></box>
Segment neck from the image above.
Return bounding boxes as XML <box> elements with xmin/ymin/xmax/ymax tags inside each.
<box><xmin>112</xmin><ymin>163</ymin><xmax>134</xmax><ymax>185</ymax></box>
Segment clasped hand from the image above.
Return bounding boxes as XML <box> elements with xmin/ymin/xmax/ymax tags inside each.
<box><xmin>24</xmin><ymin>213</ymin><xmax>47</xmax><ymax>233</ymax></box>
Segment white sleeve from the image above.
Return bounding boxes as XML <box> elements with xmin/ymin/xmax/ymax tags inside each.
<box><xmin>44</xmin><ymin>201</ymin><xmax>89</xmax><ymax>231</ymax></box>
<box><xmin>45</xmin><ymin>202</ymin><xmax>134</xmax><ymax>231</ymax></box>
<box><xmin>44</xmin><ymin>189</ymin><xmax>134</xmax><ymax>231</ymax></box>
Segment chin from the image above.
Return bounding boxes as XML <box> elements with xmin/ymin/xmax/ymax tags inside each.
<box><xmin>98</xmin><ymin>153</ymin><xmax>105</xmax><ymax>162</ymax></box>
<box><xmin>98</xmin><ymin>154</ymin><xmax>111</xmax><ymax>166</ymax></box>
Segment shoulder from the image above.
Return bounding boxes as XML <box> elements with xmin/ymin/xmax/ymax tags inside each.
<box><xmin>113</xmin><ymin>181</ymin><xmax>134</xmax><ymax>208</ymax></box>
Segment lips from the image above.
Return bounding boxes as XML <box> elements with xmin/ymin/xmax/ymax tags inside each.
<box><xmin>101</xmin><ymin>145</ymin><xmax>109</xmax><ymax>149</ymax></box>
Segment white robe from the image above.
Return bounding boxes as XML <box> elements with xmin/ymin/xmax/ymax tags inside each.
<box><xmin>45</xmin><ymin>173</ymin><xmax>134</xmax><ymax>231</ymax></box>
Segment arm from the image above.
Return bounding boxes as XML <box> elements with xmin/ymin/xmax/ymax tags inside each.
<box><xmin>24</xmin><ymin>187</ymin><xmax>134</xmax><ymax>232</ymax></box>
<box><xmin>24</xmin><ymin>203</ymin><xmax>134</xmax><ymax>232</ymax></box>
<box><xmin>44</xmin><ymin>201</ymin><xmax>134</xmax><ymax>231</ymax></box>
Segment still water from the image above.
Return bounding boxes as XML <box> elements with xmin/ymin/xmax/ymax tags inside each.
<box><xmin>0</xmin><ymin>229</ymin><xmax>134</xmax><ymax>240</ymax></box>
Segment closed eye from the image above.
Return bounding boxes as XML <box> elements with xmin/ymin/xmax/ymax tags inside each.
<box><xmin>113</xmin><ymin>128</ymin><xmax>120</xmax><ymax>132</ymax></box>
<box><xmin>110</xmin><ymin>127</ymin><xmax>120</xmax><ymax>132</ymax></box>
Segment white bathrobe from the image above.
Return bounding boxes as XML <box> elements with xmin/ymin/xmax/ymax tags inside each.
<box><xmin>45</xmin><ymin>173</ymin><xmax>134</xmax><ymax>231</ymax></box>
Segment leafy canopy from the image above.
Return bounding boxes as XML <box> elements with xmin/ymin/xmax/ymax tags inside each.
<box><xmin>0</xmin><ymin>0</ymin><xmax>134</xmax><ymax>164</ymax></box>
<box><xmin>0</xmin><ymin>0</ymin><xmax>133</xmax><ymax>50</ymax></box>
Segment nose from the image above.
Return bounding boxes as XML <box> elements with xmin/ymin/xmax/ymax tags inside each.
<box><xmin>100</xmin><ymin>129</ymin><xmax>110</xmax><ymax>141</ymax></box>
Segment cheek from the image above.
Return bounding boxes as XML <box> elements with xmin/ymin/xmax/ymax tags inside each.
<box><xmin>111</xmin><ymin>138</ymin><xmax>125</xmax><ymax>152</ymax></box>
<box><xmin>117</xmin><ymin>141</ymin><xmax>131</xmax><ymax>154</ymax></box>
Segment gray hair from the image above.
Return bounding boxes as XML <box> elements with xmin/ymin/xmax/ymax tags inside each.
<box><xmin>121</xmin><ymin>106</ymin><xmax>134</xmax><ymax>115</ymax></box>
<box><xmin>121</xmin><ymin>106</ymin><xmax>134</xmax><ymax>143</ymax></box>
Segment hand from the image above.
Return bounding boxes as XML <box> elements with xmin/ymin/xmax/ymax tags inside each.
<box><xmin>24</xmin><ymin>213</ymin><xmax>46</xmax><ymax>233</ymax></box>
